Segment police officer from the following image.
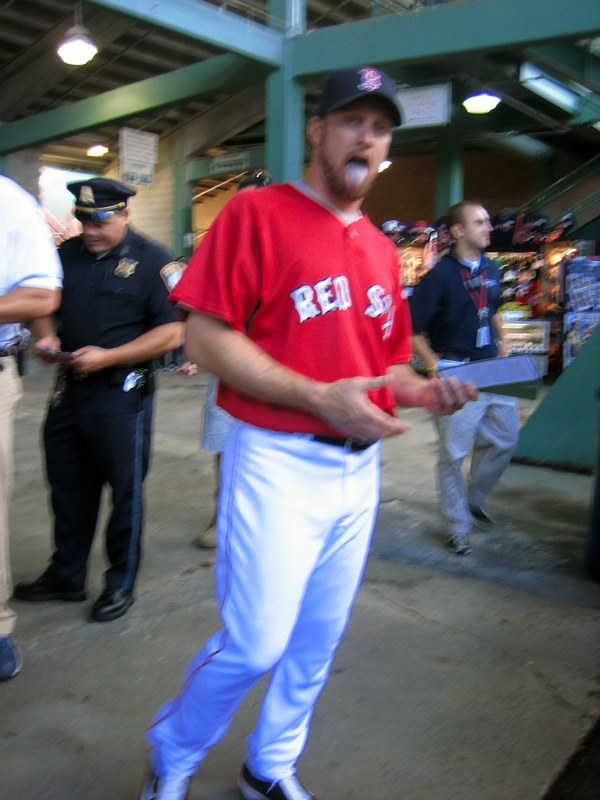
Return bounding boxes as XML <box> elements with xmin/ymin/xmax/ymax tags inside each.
<box><xmin>14</xmin><ymin>178</ymin><xmax>182</xmax><ymax>622</ymax></box>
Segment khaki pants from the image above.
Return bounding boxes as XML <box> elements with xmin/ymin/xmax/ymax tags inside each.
<box><xmin>434</xmin><ymin>392</ymin><xmax>519</xmax><ymax>538</ymax></box>
<box><xmin>0</xmin><ymin>356</ymin><xmax>22</xmax><ymax>636</ymax></box>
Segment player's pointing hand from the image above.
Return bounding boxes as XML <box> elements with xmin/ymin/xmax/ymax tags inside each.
<box><xmin>313</xmin><ymin>374</ymin><xmax>411</xmax><ymax>442</ymax></box>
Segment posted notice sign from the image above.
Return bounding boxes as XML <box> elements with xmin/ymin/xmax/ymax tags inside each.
<box><xmin>119</xmin><ymin>127</ymin><xmax>159</xmax><ymax>187</ymax></box>
<box><xmin>396</xmin><ymin>84</ymin><xmax>451</xmax><ymax>128</ymax></box>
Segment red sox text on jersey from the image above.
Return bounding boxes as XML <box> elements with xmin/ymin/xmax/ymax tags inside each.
<box><xmin>290</xmin><ymin>276</ymin><xmax>395</xmax><ymax>339</ymax></box>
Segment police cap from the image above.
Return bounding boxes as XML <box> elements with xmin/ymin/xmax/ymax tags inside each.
<box><xmin>68</xmin><ymin>177</ymin><xmax>137</xmax><ymax>223</ymax></box>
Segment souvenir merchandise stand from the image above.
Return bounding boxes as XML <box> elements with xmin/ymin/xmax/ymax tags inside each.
<box><xmin>561</xmin><ymin>255</ymin><xmax>600</xmax><ymax>368</ymax></box>
<box><xmin>488</xmin><ymin>241</ymin><xmax>594</xmax><ymax>375</ymax></box>
<box><xmin>402</xmin><ymin>238</ymin><xmax>595</xmax><ymax>376</ymax></box>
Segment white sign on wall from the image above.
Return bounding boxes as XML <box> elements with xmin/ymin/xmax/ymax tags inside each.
<box><xmin>119</xmin><ymin>127</ymin><xmax>159</xmax><ymax>187</ymax></box>
<box><xmin>396</xmin><ymin>84</ymin><xmax>451</xmax><ymax>128</ymax></box>
<box><xmin>209</xmin><ymin>152</ymin><xmax>251</xmax><ymax>175</ymax></box>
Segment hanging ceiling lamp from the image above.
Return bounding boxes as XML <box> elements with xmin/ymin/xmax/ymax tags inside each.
<box><xmin>57</xmin><ymin>2</ymin><xmax>98</xmax><ymax>66</ymax></box>
<box><xmin>87</xmin><ymin>144</ymin><xmax>109</xmax><ymax>157</ymax></box>
<box><xmin>462</xmin><ymin>92</ymin><xmax>501</xmax><ymax>114</ymax></box>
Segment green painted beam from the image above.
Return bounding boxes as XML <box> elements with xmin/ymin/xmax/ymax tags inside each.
<box><xmin>90</xmin><ymin>0</ymin><xmax>285</xmax><ymax>66</ymax></box>
<box><xmin>266</xmin><ymin>67</ymin><xmax>305</xmax><ymax>182</ymax></box>
<box><xmin>173</xmin><ymin>163</ymin><xmax>194</xmax><ymax>257</ymax></box>
<box><xmin>569</xmin><ymin>92</ymin><xmax>600</xmax><ymax>126</ymax></box>
<box><xmin>0</xmin><ymin>54</ymin><xmax>273</xmax><ymax>155</ymax></box>
<box><xmin>514</xmin><ymin>324</ymin><xmax>600</xmax><ymax>471</ymax></box>
<box><xmin>290</xmin><ymin>0</ymin><xmax>600</xmax><ymax>76</ymax></box>
<box><xmin>434</xmin><ymin>124</ymin><xmax>463</xmax><ymax>220</ymax></box>
<box><xmin>525</xmin><ymin>44</ymin><xmax>600</xmax><ymax>94</ymax></box>
<box><xmin>264</xmin><ymin>0</ymin><xmax>306</xmax><ymax>181</ymax></box>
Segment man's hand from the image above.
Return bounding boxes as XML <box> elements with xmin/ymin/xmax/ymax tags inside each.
<box><xmin>419</xmin><ymin>375</ymin><xmax>478</xmax><ymax>417</ymax></box>
<box><xmin>34</xmin><ymin>334</ymin><xmax>62</xmax><ymax>363</ymax></box>
<box><xmin>313</xmin><ymin>375</ymin><xmax>412</xmax><ymax>442</ymax></box>
<box><xmin>70</xmin><ymin>346</ymin><xmax>114</xmax><ymax>375</ymax></box>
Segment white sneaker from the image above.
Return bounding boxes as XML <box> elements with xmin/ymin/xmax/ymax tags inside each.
<box><xmin>238</xmin><ymin>764</ymin><xmax>317</xmax><ymax>800</ymax></box>
<box><xmin>139</xmin><ymin>769</ymin><xmax>190</xmax><ymax>800</ymax></box>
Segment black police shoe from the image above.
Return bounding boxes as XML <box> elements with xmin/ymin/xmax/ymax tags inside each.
<box><xmin>14</xmin><ymin>573</ymin><xmax>86</xmax><ymax>602</ymax></box>
<box><xmin>89</xmin><ymin>588</ymin><xmax>133</xmax><ymax>622</ymax></box>
<box><xmin>238</xmin><ymin>764</ymin><xmax>318</xmax><ymax>800</ymax></box>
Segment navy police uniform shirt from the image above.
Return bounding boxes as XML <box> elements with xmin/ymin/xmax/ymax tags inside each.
<box><xmin>56</xmin><ymin>228</ymin><xmax>180</xmax><ymax>355</ymax></box>
<box><xmin>408</xmin><ymin>250</ymin><xmax>502</xmax><ymax>362</ymax></box>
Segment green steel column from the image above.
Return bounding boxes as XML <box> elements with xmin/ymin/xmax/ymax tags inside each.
<box><xmin>435</xmin><ymin>124</ymin><xmax>463</xmax><ymax>219</ymax></box>
<box><xmin>173</xmin><ymin>163</ymin><xmax>193</xmax><ymax>258</ymax></box>
<box><xmin>266</xmin><ymin>0</ymin><xmax>305</xmax><ymax>182</ymax></box>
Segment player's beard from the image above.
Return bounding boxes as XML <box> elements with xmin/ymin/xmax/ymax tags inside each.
<box><xmin>321</xmin><ymin>153</ymin><xmax>375</xmax><ymax>204</ymax></box>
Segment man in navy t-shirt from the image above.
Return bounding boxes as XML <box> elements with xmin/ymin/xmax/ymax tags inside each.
<box><xmin>410</xmin><ymin>200</ymin><xmax>519</xmax><ymax>555</ymax></box>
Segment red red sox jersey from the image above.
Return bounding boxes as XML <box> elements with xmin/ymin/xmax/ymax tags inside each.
<box><xmin>170</xmin><ymin>182</ymin><xmax>412</xmax><ymax>436</ymax></box>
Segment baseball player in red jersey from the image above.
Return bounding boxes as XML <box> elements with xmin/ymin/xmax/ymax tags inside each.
<box><xmin>139</xmin><ymin>67</ymin><xmax>477</xmax><ymax>800</ymax></box>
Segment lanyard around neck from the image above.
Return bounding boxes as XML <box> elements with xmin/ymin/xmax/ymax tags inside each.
<box><xmin>459</xmin><ymin>266</ymin><xmax>488</xmax><ymax>311</ymax></box>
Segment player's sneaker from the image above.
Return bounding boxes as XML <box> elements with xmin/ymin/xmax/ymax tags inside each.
<box><xmin>447</xmin><ymin>535</ymin><xmax>472</xmax><ymax>556</ymax></box>
<box><xmin>138</xmin><ymin>768</ymin><xmax>190</xmax><ymax>800</ymax></box>
<box><xmin>470</xmin><ymin>505</ymin><xmax>494</xmax><ymax>525</ymax></box>
<box><xmin>238</xmin><ymin>764</ymin><xmax>318</xmax><ymax>800</ymax></box>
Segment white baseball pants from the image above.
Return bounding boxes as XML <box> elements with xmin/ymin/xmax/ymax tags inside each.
<box><xmin>147</xmin><ymin>421</ymin><xmax>381</xmax><ymax>781</ymax></box>
<box><xmin>434</xmin><ymin>392</ymin><xmax>519</xmax><ymax>537</ymax></box>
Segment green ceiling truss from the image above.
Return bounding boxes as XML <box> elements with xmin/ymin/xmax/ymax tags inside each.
<box><xmin>86</xmin><ymin>0</ymin><xmax>286</xmax><ymax>65</ymax></box>
<box><xmin>290</xmin><ymin>0</ymin><xmax>600</xmax><ymax>75</ymax></box>
<box><xmin>0</xmin><ymin>0</ymin><xmax>600</xmax><ymax>166</ymax></box>
<box><xmin>0</xmin><ymin>53</ymin><xmax>272</xmax><ymax>155</ymax></box>
<box><xmin>525</xmin><ymin>43</ymin><xmax>600</xmax><ymax>95</ymax></box>
<box><xmin>1</xmin><ymin>0</ymin><xmax>600</xmax><ymax>184</ymax></box>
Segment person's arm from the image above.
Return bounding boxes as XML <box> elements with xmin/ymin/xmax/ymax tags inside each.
<box><xmin>389</xmin><ymin>363</ymin><xmax>478</xmax><ymax>417</ymax></box>
<box><xmin>492</xmin><ymin>312</ymin><xmax>510</xmax><ymax>357</ymax></box>
<box><xmin>0</xmin><ymin>287</ymin><xmax>60</xmax><ymax>324</ymax></box>
<box><xmin>185</xmin><ymin>311</ymin><xmax>411</xmax><ymax>442</ymax></box>
<box><xmin>411</xmin><ymin>332</ymin><xmax>440</xmax><ymax>375</ymax></box>
<box><xmin>67</xmin><ymin>322</ymin><xmax>183</xmax><ymax>374</ymax></box>
<box><xmin>31</xmin><ymin>317</ymin><xmax>61</xmax><ymax>358</ymax></box>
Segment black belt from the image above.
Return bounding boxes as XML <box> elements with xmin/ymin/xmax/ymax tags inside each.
<box><xmin>311</xmin><ymin>435</ymin><xmax>375</xmax><ymax>453</ymax></box>
<box><xmin>439</xmin><ymin>352</ymin><xmax>471</xmax><ymax>362</ymax></box>
<box><xmin>0</xmin><ymin>345</ymin><xmax>20</xmax><ymax>358</ymax></box>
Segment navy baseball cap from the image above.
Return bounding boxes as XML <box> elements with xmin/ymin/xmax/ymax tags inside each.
<box><xmin>316</xmin><ymin>66</ymin><xmax>402</xmax><ymax>127</ymax></box>
<box><xmin>68</xmin><ymin>177</ymin><xmax>137</xmax><ymax>222</ymax></box>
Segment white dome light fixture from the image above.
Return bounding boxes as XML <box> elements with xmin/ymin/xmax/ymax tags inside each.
<box><xmin>87</xmin><ymin>144</ymin><xmax>109</xmax><ymax>157</ymax></box>
<box><xmin>462</xmin><ymin>92</ymin><xmax>501</xmax><ymax>114</ymax></box>
<box><xmin>57</xmin><ymin>3</ymin><xmax>98</xmax><ymax>66</ymax></box>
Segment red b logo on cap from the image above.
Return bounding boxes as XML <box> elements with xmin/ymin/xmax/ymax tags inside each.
<box><xmin>357</xmin><ymin>68</ymin><xmax>383</xmax><ymax>92</ymax></box>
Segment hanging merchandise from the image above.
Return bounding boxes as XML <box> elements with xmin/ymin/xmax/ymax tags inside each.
<box><xmin>562</xmin><ymin>255</ymin><xmax>600</xmax><ymax>368</ymax></box>
<box><xmin>380</xmin><ymin>219</ymin><xmax>438</xmax><ymax>290</ymax></box>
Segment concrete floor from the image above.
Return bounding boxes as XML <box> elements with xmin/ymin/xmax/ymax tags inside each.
<box><xmin>3</xmin><ymin>364</ymin><xmax>600</xmax><ymax>800</ymax></box>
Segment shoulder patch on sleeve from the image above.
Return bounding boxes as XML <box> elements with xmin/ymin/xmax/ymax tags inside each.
<box><xmin>160</xmin><ymin>261</ymin><xmax>184</xmax><ymax>292</ymax></box>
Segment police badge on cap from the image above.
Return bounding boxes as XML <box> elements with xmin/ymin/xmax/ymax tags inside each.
<box><xmin>67</xmin><ymin>177</ymin><xmax>137</xmax><ymax>223</ymax></box>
